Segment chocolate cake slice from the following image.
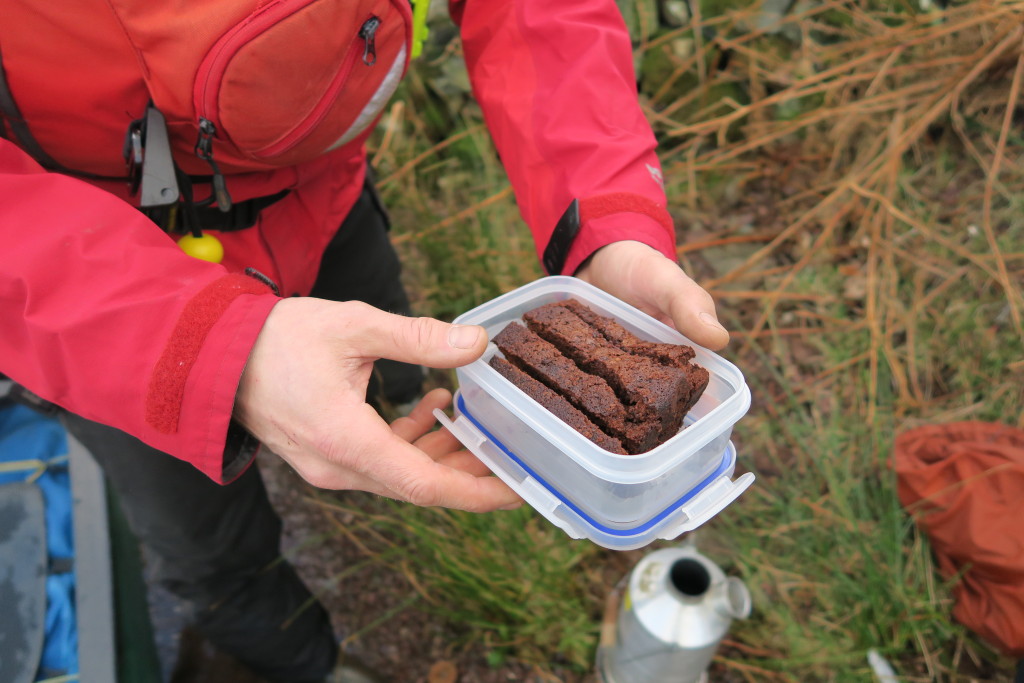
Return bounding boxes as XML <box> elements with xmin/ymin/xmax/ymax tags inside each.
<box><xmin>491</xmin><ymin>322</ymin><xmax>628</xmax><ymax>438</ymax></box>
<box><xmin>556</xmin><ymin>299</ymin><xmax>695</xmax><ymax>365</ymax></box>
<box><xmin>552</xmin><ymin>299</ymin><xmax>710</xmax><ymax>414</ymax></box>
<box><xmin>489</xmin><ymin>356</ymin><xmax>626</xmax><ymax>454</ymax></box>
<box><xmin>488</xmin><ymin>299</ymin><xmax>711</xmax><ymax>455</ymax></box>
<box><xmin>523</xmin><ymin>303</ymin><xmax>689</xmax><ymax>429</ymax></box>
<box><xmin>492</xmin><ymin>324</ymin><xmax>655</xmax><ymax>453</ymax></box>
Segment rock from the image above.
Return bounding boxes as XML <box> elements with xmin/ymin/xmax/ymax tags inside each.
<box><xmin>660</xmin><ymin>0</ymin><xmax>691</xmax><ymax>27</ymax></box>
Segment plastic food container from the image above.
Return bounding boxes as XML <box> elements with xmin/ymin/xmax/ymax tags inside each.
<box><xmin>434</xmin><ymin>276</ymin><xmax>753</xmax><ymax>550</ymax></box>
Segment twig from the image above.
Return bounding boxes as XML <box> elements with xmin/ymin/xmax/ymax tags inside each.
<box><xmin>690</xmin><ymin>0</ymin><xmax>707</xmax><ymax>85</ymax></box>
<box><xmin>370</xmin><ymin>100</ymin><xmax>405</xmax><ymax>169</ymax></box>
<box><xmin>980</xmin><ymin>40</ymin><xmax>1024</xmax><ymax>338</ymax></box>
<box><xmin>847</xmin><ymin>183</ymin><xmax>1005</xmax><ymax>282</ymax></box>
<box><xmin>735</xmin><ymin>199</ymin><xmax>853</xmax><ymax>354</ymax></box>
<box><xmin>708</xmin><ymin>290</ymin><xmax>833</xmax><ymax>302</ymax></box>
<box><xmin>378</xmin><ymin>123</ymin><xmax>486</xmax><ymax>188</ymax></box>
<box><xmin>676</xmin><ymin>230</ymin><xmax>784</xmax><ymax>255</ymax></box>
<box><xmin>392</xmin><ymin>185</ymin><xmax>514</xmax><ymax>244</ymax></box>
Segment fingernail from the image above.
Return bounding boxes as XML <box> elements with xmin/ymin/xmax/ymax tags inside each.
<box><xmin>699</xmin><ymin>312</ymin><xmax>728</xmax><ymax>333</ymax></box>
<box><xmin>500</xmin><ymin>502</ymin><xmax>524</xmax><ymax>511</ymax></box>
<box><xmin>448</xmin><ymin>325</ymin><xmax>483</xmax><ymax>349</ymax></box>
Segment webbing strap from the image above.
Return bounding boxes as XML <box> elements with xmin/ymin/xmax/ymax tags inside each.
<box><xmin>0</xmin><ymin>44</ymin><xmax>125</xmax><ymax>182</ymax></box>
<box><xmin>0</xmin><ymin>45</ymin><xmax>59</xmax><ymax>168</ymax></box>
<box><xmin>0</xmin><ymin>455</ymin><xmax>70</xmax><ymax>483</ymax></box>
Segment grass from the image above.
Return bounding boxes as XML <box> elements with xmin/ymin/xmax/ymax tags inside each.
<box><xmin>307</xmin><ymin>1</ymin><xmax>1024</xmax><ymax>680</ymax></box>
<box><xmin>309</xmin><ymin>497</ymin><xmax>608</xmax><ymax>670</ymax></box>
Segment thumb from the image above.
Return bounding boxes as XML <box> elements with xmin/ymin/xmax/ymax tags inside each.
<box><xmin>675</xmin><ymin>302</ymin><xmax>730</xmax><ymax>351</ymax></box>
<box><xmin>338</xmin><ymin>301</ymin><xmax>488</xmax><ymax>367</ymax></box>
<box><xmin>666</xmin><ymin>278</ymin><xmax>730</xmax><ymax>351</ymax></box>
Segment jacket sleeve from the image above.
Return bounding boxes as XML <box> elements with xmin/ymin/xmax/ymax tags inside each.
<box><xmin>450</xmin><ymin>0</ymin><xmax>676</xmax><ymax>275</ymax></box>
<box><xmin>0</xmin><ymin>138</ymin><xmax>279</xmax><ymax>482</ymax></box>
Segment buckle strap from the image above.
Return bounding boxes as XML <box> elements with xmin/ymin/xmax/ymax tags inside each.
<box><xmin>141</xmin><ymin>188</ymin><xmax>290</xmax><ymax>234</ymax></box>
<box><xmin>191</xmin><ymin>189</ymin><xmax>290</xmax><ymax>232</ymax></box>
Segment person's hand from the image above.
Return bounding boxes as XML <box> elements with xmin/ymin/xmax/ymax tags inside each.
<box><xmin>574</xmin><ymin>240</ymin><xmax>730</xmax><ymax>350</ymax></box>
<box><xmin>234</xmin><ymin>297</ymin><xmax>523</xmax><ymax>513</ymax></box>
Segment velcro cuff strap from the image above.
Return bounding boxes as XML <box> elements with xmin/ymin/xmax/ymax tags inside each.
<box><xmin>146</xmin><ymin>273</ymin><xmax>274</xmax><ymax>434</ymax></box>
<box><xmin>542</xmin><ymin>192</ymin><xmax>674</xmax><ymax>275</ymax></box>
<box><xmin>580</xmin><ymin>193</ymin><xmax>674</xmax><ymax>233</ymax></box>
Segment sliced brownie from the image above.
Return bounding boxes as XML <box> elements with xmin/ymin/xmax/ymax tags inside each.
<box><xmin>489</xmin><ymin>356</ymin><xmax>626</xmax><ymax>454</ymax></box>
<box><xmin>488</xmin><ymin>299</ymin><xmax>711</xmax><ymax>455</ymax></box>
<box><xmin>556</xmin><ymin>299</ymin><xmax>694</xmax><ymax>365</ymax></box>
<box><xmin>523</xmin><ymin>303</ymin><xmax>687</xmax><ymax>435</ymax></box>
<box><xmin>491</xmin><ymin>322</ymin><xmax>628</xmax><ymax>437</ymax></box>
<box><xmin>552</xmin><ymin>299</ymin><xmax>710</xmax><ymax>415</ymax></box>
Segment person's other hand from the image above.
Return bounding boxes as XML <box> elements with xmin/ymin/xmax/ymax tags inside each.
<box><xmin>574</xmin><ymin>240</ymin><xmax>730</xmax><ymax>350</ymax></box>
<box><xmin>234</xmin><ymin>297</ymin><xmax>522</xmax><ymax>513</ymax></box>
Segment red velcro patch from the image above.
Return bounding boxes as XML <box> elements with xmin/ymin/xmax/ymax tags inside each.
<box><xmin>578</xmin><ymin>192</ymin><xmax>674</xmax><ymax>235</ymax></box>
<box><xmin>146</xmin><ymin>273</ymin><xmax>273</xmax><ymax>434</ymax></box>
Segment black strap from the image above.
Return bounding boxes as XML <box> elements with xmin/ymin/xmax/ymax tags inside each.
<box><xmin>0</xmin><ymin>51</ymin><xmax>287</xmax><ymax>235</ymax></box>
<box><xmin>8</xmin><ymin>384</ymin><xmax>61</xmax><ymax>417</ymax></box>
<box><xmin>0</xmin><ymin>44</ymin><xmax>63</xmax><ymax>169</ymax></box>
<box><xmin>191</xmin><ymin>189</ymin><xmax>290</xmax><ymax>232</ymax></box>
<box><xmin>139</xmin><ymin>180</ymin><xmax>288</xmax><ymax>234</ymax></box>
<box><xmin>542</xmin><ymin>199</ymin><xmax>581</xmax><ymax>275</ymax></box>
<box><xmin>0</xmin><ymin>44</ymin><xmax>126</xmax><ymax>182</ymax></box>
<box><xmin>48</xmin><ymin>557</ymin><xmax>74</xmax><ymax>575</ymax></box>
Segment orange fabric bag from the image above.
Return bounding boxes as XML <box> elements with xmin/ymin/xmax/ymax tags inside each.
<box><xmin>894</xmin><ymin>421</ymin><xmax>1024</xmax><ymax>657</ymax></box>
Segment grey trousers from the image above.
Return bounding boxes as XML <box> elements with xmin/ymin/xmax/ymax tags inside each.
<box><xmin>64</xmin><ymin>173</ymin><xmax>421</xmax><ymax>682</ymax></box>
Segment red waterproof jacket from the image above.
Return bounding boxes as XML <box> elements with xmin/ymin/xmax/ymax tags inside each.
<box><xmin>0</xmin><ymin>0</ymin><xmax>676</xmax><ymax>482</ymax></box>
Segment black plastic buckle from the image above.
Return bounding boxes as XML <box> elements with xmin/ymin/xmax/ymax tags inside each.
<box><xmin>123</xmin><ymin>118</ymin><xmax>144</xmax><ymax>197</ymax></box>
<box><xmin>123</xmin><ymin>105</ymin><xmax>181</xmax><ymax>213</ymax></box>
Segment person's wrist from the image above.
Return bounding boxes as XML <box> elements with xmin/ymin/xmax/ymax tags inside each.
<box><xmin>575</xmin><ymin>240</ymin><xmax>662</xmax><ymax>281</ymax></box>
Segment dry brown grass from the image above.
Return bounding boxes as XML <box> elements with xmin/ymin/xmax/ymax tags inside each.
<box><xmin>339</xmin><ymin>2</ymin><xmax>1024</xmax><ymax>680</ymax></box>
<box><xmin>645</xmin><ymin>0</ymin><xmax>1024</xmax><ymax>430</ymax></box>
<box><xmin>641</xmin><ymin>3</ymin><xmax>1024</xmax><ymax>679</ymax></box>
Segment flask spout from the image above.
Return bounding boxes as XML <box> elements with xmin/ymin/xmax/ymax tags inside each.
<box><xmin>669</xmin><ymin>557</ymin><xmax>712</xmax><ymax>599</ymax></box>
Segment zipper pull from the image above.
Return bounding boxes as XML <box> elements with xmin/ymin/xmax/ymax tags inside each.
<box><xmin>195</xmin><ymin>117</ymin><xmax>233</xmax><ymax>212</ymax></box>
<box><xmin>360</xmin><ymin>17</ymin><xmax>380</xmax><ymax>66</ymax></box>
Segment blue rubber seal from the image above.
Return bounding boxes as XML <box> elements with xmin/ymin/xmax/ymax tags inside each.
<box><xmin>456</xmin><ymin>393</ymin><xmax>734</xmax><ymax>537</ymax></box>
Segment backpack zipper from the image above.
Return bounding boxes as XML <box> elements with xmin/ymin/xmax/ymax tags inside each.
<box><xmin>195</xmin><ymin>118</ymin><xmax>232</xmax><ymax>211</ymax></box>
<box><xmin>193</xmin><ymin>4</ymin><xmax>398</xmax><ymax>162</ymax></box>
<box><xmin>360</xmin><ymin>16</ymin><xmax>381</xmax><ymax>65</ymax></box>
<box><xmin>249</xmin><ymin>15</ymin><xmax>382</xmax><ymax>159</ymax></box>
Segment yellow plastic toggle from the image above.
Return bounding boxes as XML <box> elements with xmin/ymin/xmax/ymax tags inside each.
<box><xmin>177</xmin><ymin>233</ymin><xmax>224</xmax><ymax>263</ymax></box>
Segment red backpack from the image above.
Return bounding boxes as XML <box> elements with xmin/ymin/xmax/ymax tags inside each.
<box><xmin>115</xmin><ymin>0</ymin><xmax>411</xmax><ymax>169</ymax></box>
<box><xmin>1</xmin><ymin>0</ymin><xmax>412</xmax><ymax>179</ymax></box>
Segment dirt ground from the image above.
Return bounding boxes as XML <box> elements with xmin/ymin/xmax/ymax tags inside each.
<box><xmin>154</xmin><ymin>450</ymin><xmax>605</xmax><ymax>683</ymax></box>
<box><xmin>259</xmin><ymin>453</ymin><xmax>581</xmax><ymax>683</ymax></box>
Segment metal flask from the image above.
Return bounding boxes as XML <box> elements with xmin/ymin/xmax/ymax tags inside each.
<box><xmin>596</xmin><ymin>545</ymin><xmax>752</xmax><ymax>683</ymax></box>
